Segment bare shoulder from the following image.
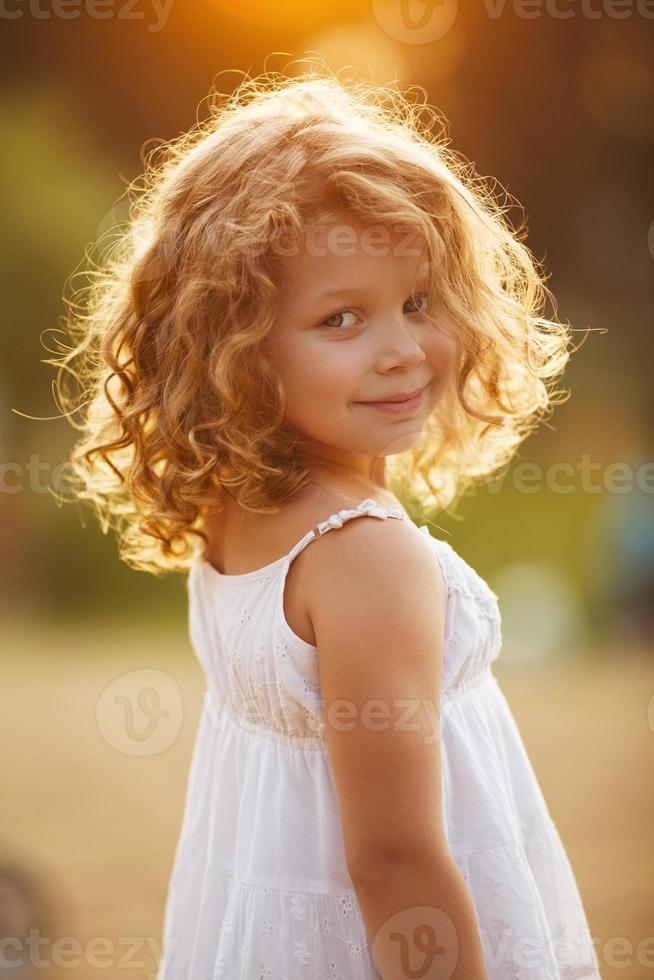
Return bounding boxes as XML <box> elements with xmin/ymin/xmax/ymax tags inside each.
<box><xmin>203</xmin><ymin>486</ymin><xmax>386</xmax><ymax>571</ymax></box>
<box><xmin>303</xmin><ymin>507</ymin><xmax>445</xmax><ymax>638</ymax></box>
<box><xmin>270</xmin><ymin>486</ymin><xmax>409</xmax><ymax>559</ymax></box>
<box><xmin>304</xmin><ymin>513</ymin><xmax>451</xmax><ymax>872</ymax></box>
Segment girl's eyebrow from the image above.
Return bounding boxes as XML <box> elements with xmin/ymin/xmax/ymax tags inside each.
<box><xmin>313</xmin><ymin>284</ymin><xmax>373</xmax><ymax>301</ymax></box>
<box><xmin>313</xmin><ymin>276</ymin><xmax>431</xmax><ymax>302</ymax></box>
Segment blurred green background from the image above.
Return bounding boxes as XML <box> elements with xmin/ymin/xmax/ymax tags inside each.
<box><xmin>1</xmin><ymin>3</ymin><xmax>652</xmax><ymax>978</ymax></box>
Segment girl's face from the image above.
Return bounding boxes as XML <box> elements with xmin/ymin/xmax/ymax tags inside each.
<box><xmin>266</xmin><ymin>213</ymin><xmax>457</xmax><ymax>484</ymax></box>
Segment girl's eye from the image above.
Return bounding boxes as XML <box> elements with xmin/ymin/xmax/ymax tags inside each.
<box><xmin>321</xmin><ymin>309</ymin><xmax>359</xmax><ymax>330</ymax></box>
<box><xmin>405</xmin><ymin>292</ymin><xmax>429</xmax><ymax>314</ymax></box>
<box><xmin>320</xmin><ymin>292</ymin><xmax>428</xmax><ymax>331</ymax></box>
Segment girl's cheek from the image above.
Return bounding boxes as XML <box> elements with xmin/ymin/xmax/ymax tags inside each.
<box><xmin>431</xmin><ymin>331</ymin><xmax>458</xmax><ymax>369</ymax></box>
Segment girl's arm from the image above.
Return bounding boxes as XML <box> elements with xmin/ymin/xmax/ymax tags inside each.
<box><xmin>305</xmin><ymin>518</ymin><xmax>489</xmax><ymax>980</ymax></box>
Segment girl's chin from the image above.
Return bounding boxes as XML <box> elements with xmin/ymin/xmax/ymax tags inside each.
<box><xmin>360</xmin><ymin>427</ymin><xmax>426</xmax><ymax>457</ymax></box>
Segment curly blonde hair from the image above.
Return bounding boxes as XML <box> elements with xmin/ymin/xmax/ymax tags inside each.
<box><xmin>50</xmin><ymin>64</ymin><xmax>575</xmax><ymax>575</ymax></box>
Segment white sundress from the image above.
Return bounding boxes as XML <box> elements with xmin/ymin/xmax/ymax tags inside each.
<box><xmin>156</xmin><ymin>497</ymin><xmax>602</xmax><ymax>980</ymax></box>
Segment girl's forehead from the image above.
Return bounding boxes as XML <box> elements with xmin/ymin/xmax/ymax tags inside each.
<box><xmin>272</xmin><ymin>215</ymin><xmax>430</xmax><ymax>288</ymax></box>
<box><xmin>274</xmin><ymin>254</ymin><xmax>432</xmax><ymax>318</ymax></box>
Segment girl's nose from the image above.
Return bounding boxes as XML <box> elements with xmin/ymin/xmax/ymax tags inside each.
<box><xmin>375</xmin><ymin>315</ymin><xmax>428</xmax><ymax>370</ymax></box>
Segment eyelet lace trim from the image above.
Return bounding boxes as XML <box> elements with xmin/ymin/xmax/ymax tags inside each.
<box><xmin>210</xmin><ymin>880</ymin><xmax>372</xmax><ymax>979</ymax></box>
<box><xmin>425</xmin><ymin>533</ymin><xmax>501</xmax><ymax>622</ymax></box>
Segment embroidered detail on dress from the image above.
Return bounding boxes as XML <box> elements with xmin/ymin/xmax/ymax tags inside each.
<box><xmin>443</xmin><ymin>665</ymin><xmax>496</xmax><ymax>700</ymax></box>
<box><xmin>210</xmin><ymin>881</ymin><xmax>371</xmax><ymax>980</ymax></box>
<box><xmin>432</xmin><ymin>538</ymin><xmax>501</xmax><ymax>622</ymax></box>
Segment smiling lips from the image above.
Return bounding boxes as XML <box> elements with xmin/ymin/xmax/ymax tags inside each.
<box><xmin>364</xmin><ymin>384</ymin><xmax>426</xmax><ymax>403</ymax></box>
<box><xmin>357</xmin><ymin>383</ymin><xmax>427</xmax><ymax>414</ymax></box>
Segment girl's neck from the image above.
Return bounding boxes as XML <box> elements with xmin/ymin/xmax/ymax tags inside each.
<box><xmin>307</xmin><ymin>457</ymin><xmax>388</xmax><ymax>495</ymax></box>
<box><xmin>200</xmin><ymin>479</ymin><xmax>406</xmax><ymax>576</ymax></box>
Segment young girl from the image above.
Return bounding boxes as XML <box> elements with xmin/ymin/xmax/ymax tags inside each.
<box><xmin>54</xmin><ymin>69</ymin><xmax>602</xmax><ymax>980</ymax></box>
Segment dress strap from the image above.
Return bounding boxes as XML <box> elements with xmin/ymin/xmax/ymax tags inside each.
<box><xmin>287</xmin><ymin>497</ymin><xmax>407</xmax><ymax>564</ymax></box>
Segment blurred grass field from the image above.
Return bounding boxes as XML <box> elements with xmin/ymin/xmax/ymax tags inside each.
<box><xmin>1</xmin><ymin>613</ymin><xmax>652</xmax><ymax>980</ymax></box>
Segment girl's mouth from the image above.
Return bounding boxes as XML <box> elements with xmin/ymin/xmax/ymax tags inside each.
<box><xmin>357</xmin><ymin>384</ymin><xmax>426</xmax><ymax>414</ymax></box>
